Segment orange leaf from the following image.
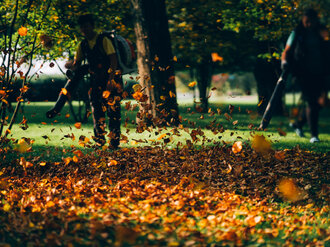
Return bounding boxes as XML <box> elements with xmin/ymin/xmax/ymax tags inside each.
<box><xmin>232</xmin><ymin>141</ymin><xmax>243</xmax><ymax>154</ymax></box>
<box><xmin>274</xmin><ymin>151</ymin><xmax>286</xmax><ymax>161</ymax></box>
<box><xmin>61</xmin><ymin>88</ymin><xmax>68</xmax><ymax>95</ymax></box>
<box><xmin>0</xmin><ymin>90</ymin><xmax>6</xmax><ymax>96</ymax></box>
<box><xmin>18</xmin><ymin>26</ymin><xmax>28</xmax><ymax>36</ymax></box>
<box><xmin>74</xmin><ymin>122</ymin><xmax>82</xmax><ymax>129</ymax></box>
<box><xmin>63</xmin><ymin>157</ymin><xmax>72</xmax><ymax>165</ymax></box>
<box><xmin>211</xmin><ymin>53</ymin><xmax>223</xmax><ymax>62</ymax></box>
<box><xmin>72</xmin><ymin>156</ymin><xmax>78</xmax><ymax>163</ymax></box>
<box><xmin>157</xmin><ymin>133</ymin><xmax>167</xmax><ymax>140</ymax></box>
<box><xmin>46</xmin><ymin>201</ymin><xmax>55</xmax><ymax>208</ymax></box>
<box><xmin>278</xmin><ymin>178</ymin><xmax>303</xmax><ymax>202</ymax></box>
<box><xmin>188</xmin><ymin>81</ymin><xmax>197</xmax><ymax>87</ymax></box>
<box><xmin>108</xmin><ymin>160</ymin><xmax>118</xmax><ymax>166</ymax></box>
<box><xmin>102</xmin><ymin>90</ymin><xmax>110</xmax><ymax>98</ymax></box>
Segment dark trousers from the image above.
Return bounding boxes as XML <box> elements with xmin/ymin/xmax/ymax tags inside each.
<box><xmin>295</xmin><ymin>74</ymin><xmax>325</xmax><ymax>137</ymax></box>
<box><xmin>89</xmin><ymin>71</ymin><xmax>122</xmax><ymax>147</ymax></box>
<box><xmin>52</xmin><ymin>65</ymin><xmax>122</xmax><ymax>147</ymax></box>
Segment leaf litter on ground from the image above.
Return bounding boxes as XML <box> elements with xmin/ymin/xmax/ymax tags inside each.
<box><xmin>0</xmin><ymin>137</ymin><xmax>329</xmax><ymax>246</ymax></box>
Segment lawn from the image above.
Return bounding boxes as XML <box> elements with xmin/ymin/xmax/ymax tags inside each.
<box><xmin>0</xmin><ymin>95</ymin><xmax>329</xmax><ymax>246</ymax></box>
<box><xmin>5</xmin><ymin>94</ymin><xmax>330</xmax><ymax>154</ymax></box>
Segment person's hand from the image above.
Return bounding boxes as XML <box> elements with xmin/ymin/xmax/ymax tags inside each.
<box><xmin>65</xmin><ymin>60</ymin><xmax>74</xmax><ymax>69</ymax></box>
<box><xmin>318</xmin><ymin>91</ymin><xmax>329</xmax><ymax>107</ymax></box>
<box><xmin>281</xmin><ymin>60</ymin><xmax>289</xmax><ymax>71</ymax></box>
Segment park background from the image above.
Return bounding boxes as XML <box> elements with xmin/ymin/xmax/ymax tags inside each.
<box><xmin>0</xmin><ymin>0</ymin><xmax>329</xmax><ymax>246</ymax></box>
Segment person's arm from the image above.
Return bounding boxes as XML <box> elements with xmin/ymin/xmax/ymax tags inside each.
<box><xmin>103</xmin><ymin>36</ymin><xmax>118</xmax><ymax>91</ymax></box>
<box><xmin>320</xmin><ymin>26</ymin><xmax>329</xmax><ymax>41</ymax></box>
<box><xmin>65</xmin><ymin>42</ymin><xmax>84</xmax><ymax>71</ymax></box>
<box><xmin>281</xmin><ymin>31</ymin><xmax>295</xmax><ymax>71</ymax></box>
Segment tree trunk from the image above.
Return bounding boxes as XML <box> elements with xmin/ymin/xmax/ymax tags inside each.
<box><xmin>196</xmin><ymin>55</ymin><xmax>212</xmax><ymax>113</ymax></box>
<box><xmin>130</xmin><ymin>0</ymin><xmax>179</xmax><ymax>126</ymax></box>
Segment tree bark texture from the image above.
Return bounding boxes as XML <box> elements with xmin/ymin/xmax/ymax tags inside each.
<box><xmin>130</xmin><ymin>0</ymin><xmax>179</xmax><ymax>126</ymax></box>
<box><xmin>196</xmin><ymin>56</ymin><xmax>212</xmax><ymax>113</ymax></box>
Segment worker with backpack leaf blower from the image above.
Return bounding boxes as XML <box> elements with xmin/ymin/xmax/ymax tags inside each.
<box><xmin>260</xmin><ymin>8</ymin><xmax>329</xmax><ymax>143</ymax></box>
<box><xmin>46</xmin><ymin>14</ymin><xmax>136</xmax><ymax>149</ymax></box>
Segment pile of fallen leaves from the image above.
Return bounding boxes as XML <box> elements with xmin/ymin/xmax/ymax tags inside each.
<box><xmin>0</xmin><ymin>139</ymin><xmax>329</xmax><ymax>246</ymax></box>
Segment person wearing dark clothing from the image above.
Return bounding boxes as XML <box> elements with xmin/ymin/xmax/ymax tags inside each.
<box><xmin>46</xmin><ymin>14</ymin><xmax>122</xmax><ymax>149</ymax></box>
<box><xmin>282</xmin><ymin>8</ymin><xmax>329</xmax><ymax>143</ymax></box>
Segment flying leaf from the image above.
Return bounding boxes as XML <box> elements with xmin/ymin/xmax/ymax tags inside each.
<box><xmin>278</xmin><ymin>178</ymin><xmax>303</xmax><ymax>202</ymax></box>
<box><xmin>102</xmin><ymin>90</ymin><xmax>110</xmax><ymax>99</ymax></box>
<box><xmin>232</xmin><ymin>141</ymin><xmax>243</xmax><ymax>154</ymax></box>
<box><xmin>18</xmin><ymin>26</ymin><xmax>28</xmax><ymax>36</ymax></box>
<box><xmin>61</xmin><ymin>88</ymin><xmax>68</xmax><ymax>95</ymax></box>
<box><xmin>211</xmin><ymin>53</ymin><xmax>224</xmax><ymax>62</ymax></box>
<box><xmin>251</xmin><ymin>134</ymin><xmax>272</xmax><ymax>154</ymax></box>
<box><xmin>132</xmin><ymin>84</ymin><xmax>142</xmax><ymax>92</ymax></box>
<box><xmin>15</xmin><ymin>139</ymin><xmax>32</xmax><ymax>153</ymax></box>
<box><xmin>188</xmin><ymin>81</ymin><xmax>197</xmax><ymax>87</ymax></box>
<box><xmin>74</xmin><ymin>122</ymin><xmax>82</xmax><ymax>129</ymax></box>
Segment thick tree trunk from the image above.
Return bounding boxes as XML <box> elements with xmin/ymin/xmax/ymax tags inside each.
<box><xmin>130</xmin><ymin>0</ymin><xmax>179</xmax><ymax>126</ymax></box>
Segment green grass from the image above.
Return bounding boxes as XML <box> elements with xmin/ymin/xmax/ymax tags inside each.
<box><xmin>4</xmin><ymin>94</ymin><xmax>330</xmax><ymax>161</ymax></box>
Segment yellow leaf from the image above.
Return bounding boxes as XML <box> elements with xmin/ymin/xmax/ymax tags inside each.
<box><xmin>39</xmin><ymin>162</ymin><xmax>47</xmax><ymax>166</ymax></box>
<box><xmin>132</xmin><ymin>84</ymin><xmax>142</xmax><ymax>92</ymax></box>
<box><xmin>61</xmin><ymin>88</ymin><xmax>68</xmax><ymax>95</ymax></box>
<box><xmin>15</xmin><ymin>139</ymin><xmax>31</xmax><ymax>153</ymax></box>
<box><xmin>3</xmin><ymin>203</ymin><xmax>11</xmax><ymax>212</ymax></box>
<box><xmin>251</xmin><ymin>134</ymin><xmax>272</xmax><ymax>154</ymax></box>
<box><xmin>169</xmin><ymin>91</ymin><xmax>176</xmax><ymax>98</ymax></box>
